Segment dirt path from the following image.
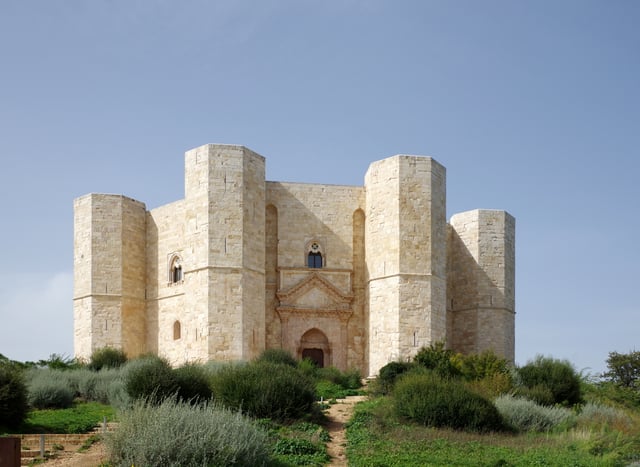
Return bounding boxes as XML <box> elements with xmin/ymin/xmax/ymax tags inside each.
<box><xmin>324</xmin><ymin>394</ymin><xmax>368</xmax><ymax>466</ymax></box>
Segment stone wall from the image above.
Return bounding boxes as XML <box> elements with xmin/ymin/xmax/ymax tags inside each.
<box><xmin>266</xmin><ymin>181</ymin><xmax>365</xmax><ymax>370</ymax></box>
<box><xmin>73</xmin><ymin>144</ymin><xmax>516</xmax><ymax>375</ymax></box>
<box><xmin>447</xmin><ymin>209</ymin><xmax>515</xmax><ymax>361</ymax></box>
<box><xmin>365</xmin><ymin>156</ymin><xmax>447</xmax><ymax>375</ymax></box>
<box><xmin>73</xmin><ymin>194</ymin><xmax>146</xmax><ymax>360</ymax></box>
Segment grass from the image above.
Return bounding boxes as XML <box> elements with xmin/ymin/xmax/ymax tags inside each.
<box><xmin>346</xmin><ymin>397</ymin><xmax>640</xmax><ymax>466</ymax></box>
<box><xmin>257</xmin><ymin>418</ymin><xmax>331</xmax><ymax>467</ymax></box>
<box><xmin>19</xmin><ymin>402</ymin><xmax>115</xmax><ymax>434</ymax></box>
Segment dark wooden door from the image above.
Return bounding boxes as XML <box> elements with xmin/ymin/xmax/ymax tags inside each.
<box><xmin>302</xmin><ymin>348</ymin><xmax>324</xmax><ymax>368</ymax></box>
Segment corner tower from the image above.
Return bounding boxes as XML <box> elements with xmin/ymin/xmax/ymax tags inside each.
<box><xmin>447</xmin><ymin>210</ymin><xmax>515</xmax><ymax>361</ymax></box>
<box><xmin>183</xmin><ymin>144</ymin><xmax>266</xmax><ymax>361</ymax></box>
<box><xmin>365</xmin><ymin>156</ymin><xmax>447</xmax><ymax>374</ymax></box>
<box><xmin>73</xmin><ymin>194</ymin><xmax>147</xmax><ymax>360</ymax></box>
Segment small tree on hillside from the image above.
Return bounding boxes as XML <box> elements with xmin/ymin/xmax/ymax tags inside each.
<box><xmin>603</xmin><ymin>350</ymin><xmax>640</xmax><ymax>389</ymax></box>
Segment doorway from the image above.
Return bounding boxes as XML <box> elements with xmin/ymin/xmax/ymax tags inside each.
<box><xmin>302</xmin><ymin>348</ymin><xmax>324</xmax><ymax>367</ymax></box>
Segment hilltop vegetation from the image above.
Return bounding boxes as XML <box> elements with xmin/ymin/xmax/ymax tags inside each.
<box><xmin>1</xmin><ymin>347</ymin><xmax>639</xmax><ymax>466</ymax></box>
<box><xmin>349</xmin><ymin>345</ymin><xmax>640</xmax><ymax>466</ymax></box>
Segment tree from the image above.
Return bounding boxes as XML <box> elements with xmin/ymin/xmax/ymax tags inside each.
<box><xmin>603</xmin><ymin>350</ymin><xmax>640</xmax><ymax>389</ymax></box>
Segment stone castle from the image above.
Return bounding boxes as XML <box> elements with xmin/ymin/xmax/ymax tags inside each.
<box><xmin>73</xmin><ymin>144</ymin><xmax>515</xmax><ymax>376</ymax></box>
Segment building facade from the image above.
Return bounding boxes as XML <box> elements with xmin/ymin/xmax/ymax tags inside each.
<box><xmin>73</xmin><ymin>144</ymin><xmax>515</xmax><ymax>375</ymax></box>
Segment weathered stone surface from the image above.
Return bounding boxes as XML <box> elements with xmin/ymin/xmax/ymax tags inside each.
<box><xmin>74</xmin><ymin>144</ymin><xmax>515</xmax><ymax>375</ymax></box>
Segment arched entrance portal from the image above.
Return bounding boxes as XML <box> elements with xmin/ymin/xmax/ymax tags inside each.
<box><xmin>302</xmin><ymin>348</ymin><xmax>324</xmax><ymax>367</ymax></box>
<box><xmin>299</xmin><ymin>328</ymin><xmax>330</xmax><ymax>368</ymax></box>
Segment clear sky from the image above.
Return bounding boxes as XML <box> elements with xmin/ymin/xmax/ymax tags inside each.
<box><xmin>0</xmin><ymin>1</ymin><xmax>638</xmax><ymax>375</ymax></box>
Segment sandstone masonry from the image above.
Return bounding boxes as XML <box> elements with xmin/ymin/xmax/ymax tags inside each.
<box><xmin>73</xmin><ymin>144</ymin><xmax>515</xmax><ymax>376</ymax></box>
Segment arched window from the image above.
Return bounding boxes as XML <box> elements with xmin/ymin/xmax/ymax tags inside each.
<box><xmin>307</xmin><ymin>241</ymin><xmax>323</xmax><ymax>268</ymax></box>
<box><xmin>169</xmin><ymin>254</ymin><xmax>183</xmax><ymax>284</ymax></box>
<box><xmin>308</xmin><ymin>252</ymin><xmax>322</xmax><ymax>268</ymax></box>
<box><xmin>173</xmin><ymin>321</ymin><xmax>181</xmax><ymax>340</ymax></box>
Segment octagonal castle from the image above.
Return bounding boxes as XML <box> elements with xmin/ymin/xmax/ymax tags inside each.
<box><xmin>73</xmin><ymin>144</ymin><xmax>515</xmax><ymax>376</ymax></box>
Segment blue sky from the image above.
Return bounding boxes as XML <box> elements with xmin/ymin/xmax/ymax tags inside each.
<box><xmin>0</xmin><ymin>1</ymin><xmax>637</xmax><ymax>375</ymax></box>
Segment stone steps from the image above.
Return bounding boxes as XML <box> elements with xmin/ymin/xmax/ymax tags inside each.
<box><xmin>18</xmin><ymin>423</ymin><xmax>117</xmax><ymax>465</ymax></box>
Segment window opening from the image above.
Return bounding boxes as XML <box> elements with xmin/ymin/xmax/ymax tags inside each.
<box><xmin>173</xmin><ymin>321</ymin><xmax>181</xmax><ymax>340</ymax></box>
<box><xmin>169</xmin><ymin>255</ymin><xmax>183</xmax><ymax>284</ymax></box>
<box><xmin>307</xmin><ymin>241</ymin><xmax>323</xmax><ymax>268</ymax></box>
<box><xmin>308</xmin><ymin>252</ymin><xmax>322</xmax><ymax>268</ymax></box>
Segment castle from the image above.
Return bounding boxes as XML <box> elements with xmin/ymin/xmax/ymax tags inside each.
<box><xmin>73</xmin><ymin>144</ymin><xmax>515</xmax><ymax>376</ymax></box>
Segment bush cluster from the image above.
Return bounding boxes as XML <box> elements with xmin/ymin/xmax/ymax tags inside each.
<box><xmin>88</xmin><ymin>347</ymin><xmax>128</xmax><ymax>371</ymax></box>
<box><xmin>173</xmin><ymin>363</ymin><xmax>212</xmax><ymax>403</ymax></box>
<box><xmin>0</xmin><ymin>365</ymin><xmax>28</xmax><ymax>428</ymax></box>
<box><xmin>256</xmin><ymin>348</ymin><xmax>299</xmax><ymax>367</ymax></box>
<box><xmin>211</xmin><ymin>361</ymin><xmax>317</xmax><ymax>421</ymax></box>
<box><xmin>494</xmin><ymin>394</ymin><xmax>574</xmax><ymax>432</ymax></box>
<box><xmin>414</xmin><ymin>342</ymin><xmax>461</xmax><ymax>379</ymax></box>
<box><xmin>122</xmin><ymin>355</ymin><xmax>178</xmax><ymax>404</ymax></box>
<box><xmin>576</xmin><ymin>402</ymin><xmax>632</xmax><ymax>430</ymax></box>
<box><xmin>26</xmin><ymin>369</ymin><xmax>75</xmax><ymax>409</ymax></box>
<box><xmin>393</xmin><ymin>371</ymin><xmax>506</xmax><ymax>432</ymax></box>
<box><xmin>517</xmin><ymin>356</ymin><xmax>582</xmax><ymax>406</ymax></box>
<box><xmin>374</xmin><ymin>361</ymin><xmax>414</xmax><ymax>395</ymax></box>
<box><xmin>106</xmin><ymin>398</ymin><xmax>270</xmax><ymax>467</ymax></box>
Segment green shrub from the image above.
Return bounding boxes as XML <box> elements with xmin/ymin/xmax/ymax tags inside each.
<box><xmin>26</xmin><ymin>369</ymin><xmax>74</xmax><ymax>409</ymax></box>
<box><xmin>211</xmin><ymin>361</ymin><xmax>317</xmax><ymax>421</ymax></box>
<box><xmin>316</xmin><ymin>366</ymin><xmax>362</xmax><ymax>390</ymax></box>
<box><xmin>106</xmin><ymin>398</ymin><xmax>270</xmax><ymax>466</ymax></box>
<box><xmin>65</xmin><ymin>367</ymin><xmax>121</xmax><ymax>404</ymax></box>
<box><xmin>122</xmin><ymin>355</ymin><xmax>178</xmax><ymax>403</ymax></box>
<box><xmin>0</xmin><ymin>365</ymin><xmax>28</xmax><ymax>428</ymax></box>
<box><xmin>466</xmin><ymin>372</ymin><xmax>515</xmax><ymax>400</ymax></box>
<box><xmin>255</xmin><ymin>348</ymin><xmax>298</xmax><ymax>367</ymax></box>
<box><xmin>88</xmin><ymin>347</ymin><xmax>128</xmax><ymax>371</ymax></box>
<box><xmin>106</xmin><ymin>379</ymin><xmax>130</xmax><ymax>411</ymax></box>
<box><xmin>297</xmin><ymin>358</ymin><xmax>319</xmax><ymax>380</ymax></box>
<box><xmin>515</xmin><ymin>383</ymin><xmax>555</xmax><ymax>406</ymax></box>
<box><xmin>414</xmin><ymin>342</ymin><xmax>461</xmax><ymax>379</ymax></box>
<box><xmin>458</xmin><ymin>350</ymin><xmax>511</xmax><ymax>381</ymax></box>
<box><xmin>375</xmin><ymin>361</ymin><xmax>414</xmax><ymax>395</ymax></box>
<box><xmin>340</xmin><ymin>367</ymin><xmax>363</xmax><ymax>389</ymax></box>
<box><xmin>393</xmin><ymin>372</ymin><xmax>505</xmax><ymax>432</ymax></box>
<box><xmin>173</xmin><ymin>363</ymin><xmax>212</xmax><ymax>403</ymax></box>
<box><xmin>517</xmin><ymin>356</ymin><xmax>582</xmax><ymax>406</ymax></box>
<box><xmin>494</xmin><ymin>394</ymin><xmax>574</xmax><ymax>432</ymax></box>
<box><xmin>316</xmin><ymin>366</ymin><xmax>343</xmax><ymax>384</ymax></box>
<box><xmin>36</xmin><ymin>354</ymin><xmax>83</xmax><ymax>370</ymax></box>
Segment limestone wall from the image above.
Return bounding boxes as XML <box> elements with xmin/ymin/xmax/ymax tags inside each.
<box><xmin>365</xmin><ymin>156</ymin><xmax>447</xmax><ymax>375</ymax></box>
<box><xmin>73</xmin><ymin>194</ymin><xmax>146</xmax><ymax>360</ymax></box>
<box><xmin>266</xmin><ymin>182</ymin><xmax>365</xmax><ymax>370</ymax></box>
<box><xmin>183</xmin><ymin>144</ymin><xmax>266</xmax><ymax>362</ymax></box>
<box><xmin>447</xmin><ymin>209</ymin><xmax>515</xmax><ymax>361</ymax></box>
<box><xmin>73</xmin><ymin>144</ymin><xmax>516</xmax><ymax>372</ymax></box>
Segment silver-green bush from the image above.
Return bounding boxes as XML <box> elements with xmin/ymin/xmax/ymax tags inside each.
<box><xmin>25</xmin><ymin>368</ymin><xmax>74</xmax><ymax>409</ymax></box>
<box><xmin>494</xmin><ymin>394</ymin><xmax>574</xmax><ymax>432</ymax></box>
<box><xmin>577</xmin><ymin>402</ymin><xmax>631</xmax><ymax>428</ymax></box>
<box><xmin>106</xmin><ymin>398</ymin><xmax>270</xmax><ymax>466</ymax></box>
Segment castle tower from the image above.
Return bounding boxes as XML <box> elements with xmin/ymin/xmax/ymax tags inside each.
<box><xmin>73</xmin><ymin>194</ymin><xmax>147</xmax><ymax>360</ymax></box>
<box><xmin>365</xmin><ymin>156</ymin><xmax>447</xmax><ymax>374</ymax></box>
<box><xmin>183</xmin><ymin>144</ymin><xmax>266</xmax><ymax>362</ymax></box>
<box><xmin>447</xmin><ymin>210</ymin><xmax>515</xmax><ymax>361</ymax></box>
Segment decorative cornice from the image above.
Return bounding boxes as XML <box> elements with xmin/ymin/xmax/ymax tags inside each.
<box><xmin>276</xmin><ymin>272</ymin><xmax>353</xmax><ymax>306</ymax></box>
<box><xmin>276</xmin><ymin>306</ymin><xmax>353</xmax><ymax>322</ymax></box>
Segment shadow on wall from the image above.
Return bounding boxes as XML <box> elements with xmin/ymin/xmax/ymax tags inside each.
<box><xmin>446</xmin><ymin>213</ymin><xmax>515</xmax><ymax>362</ymax></box>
